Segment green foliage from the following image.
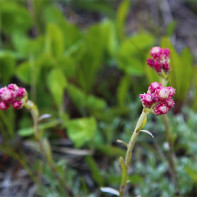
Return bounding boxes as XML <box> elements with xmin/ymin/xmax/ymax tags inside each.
<box><xmin>118</xmin><ymin>33</ymin><xmax>155</xmax><ymax>75</ymax></box>
<box><xmin>65</xmin><ymin>117</ymin><xmax>97</xmax><ymax>147</ymax></box>
<box><xmin>0</xmin><ymin>1</ymin><xmax>197</xmax><ymax>196</ymax></box>
<box><xmin>161</xmin><ymin>37</ymin><xmax>193</xmax><ymax>102</ymax></box>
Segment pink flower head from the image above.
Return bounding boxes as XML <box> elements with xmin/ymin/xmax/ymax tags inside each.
<box><xmin>140</xmin><ymin>82</ymin><xmax>175</xmax><ymax>115</ymax></box>
<box><xmin>153</xmin><ymin>103</ymin><xmax>169</xmax><ymax>115</ymax></box>
<box><xmin>148</xmin><ymin>82</ymin><xmax>161</xmax><ymax>94</ymax></box>
<box><xmin>0</xmin><ymin>84</ymin><xmax>27</xmax><ymax>111</ymax></box>
<box><xmin>147</xmin><ymin>47</ymin><xmax>171</xmax><ymax>74</ymax></box>
<box><xmin>12</xmin><ymin>100</ymin><xmax>23</xmax><ymax>110</ymax></box>
<box><xmin>0</xmin><ymin>87</ymin><xmax>14</xmax><ymax>103</ymax></box>
<box><xmin>139</xmin><ymin>93</ymin><xmax>154</xmax><ymax>108</ymax></box>
<box><xmin>16</xmin><ymin>87</ymin><xmax>27</xmax><ymax>99</ymax></box>
<box><xmin>0</xmin><ymin>101</ymin><xmax>9</xmax><ymax>111</ymax></box>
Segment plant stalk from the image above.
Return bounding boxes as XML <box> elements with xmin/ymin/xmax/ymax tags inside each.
<box><xmin>24</xmin><ymin>101</ymin><xmax>74</xmax><ymax>197</ymax></box>
<box><xmin>119</xmin><ymin>110</ymin><xmax>148</xmax><ymax>197</ymax></box>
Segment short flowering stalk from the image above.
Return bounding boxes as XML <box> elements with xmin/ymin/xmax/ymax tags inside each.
<box><xmin>119</xmin><ymin>110</ymin><xmax>148</xmax><ymax>197</ymax></box>
<box><xmin>119</xmin><ymin>82</ymin><xmax>175</xmax><ymax>196</ymax></box>
<box><xmin>0</xmin><ymin>84</ymin><xmax>73</xmax><ymax>197</ymax></box>
<box><xmin>147</xmin><ymin>47</ymin><xmax>179</xmax><ymax>193</ymax></box>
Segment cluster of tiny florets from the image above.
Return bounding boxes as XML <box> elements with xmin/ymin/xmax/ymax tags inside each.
<box><xmin>0</xmin><ymin>84</ymin><xmax>27</xmax><ymax>110</ymax></box>
<box><xmin>139</xmin><ymin>82</ymin><xmax>175</xmax><ymax>115</ymax></box>
<box><xmin>147</xmin><ymin>46</ymin><xmax>170</xmax><ymax>73</ymax></box>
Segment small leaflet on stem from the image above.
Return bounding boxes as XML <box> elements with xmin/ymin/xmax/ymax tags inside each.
<box><xmin>140</xmin><ymin>130</ymin><xmax>154</xmax><ymax>138</ymax></box>
<box><xmin>100</xmin><ymin>187</ymin><xmax>119</xmax><ymax>196</ymax></box>
<box><xmin>117</xmin><ymin>139</ymin><xmax>128</xmax><ymax>148</ymax></box>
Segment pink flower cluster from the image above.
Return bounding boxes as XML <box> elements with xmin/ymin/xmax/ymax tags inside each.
<box><xmin>0</xmin><ymin>84</ymin><xmax>27</xmax><ymax>111</ymax></box>
<box><xmin>139</xmin><ymin>82</ymin><xmax>175</xmax><ymax>115</ymax></box>
<box><xmin>147</xmin><ymin>46</ymin><xmax>170</xmax><ymax>73</ymax></box>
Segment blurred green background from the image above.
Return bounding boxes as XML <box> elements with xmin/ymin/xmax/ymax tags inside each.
<box><xmin>0</xmin><ymin>0</ymin><xmax>197</xmax><ymax>196</ymax></box>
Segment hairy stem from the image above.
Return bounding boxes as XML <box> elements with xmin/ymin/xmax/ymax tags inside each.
<box><xmin>119</xmin><ymin>110</ymin><xmax>148</xmax><ymax>197</ymax></box>
<box><xmin>24</xmin><ymin>101</ymin><xmax>73</xmax><ymax>197</ymax></box>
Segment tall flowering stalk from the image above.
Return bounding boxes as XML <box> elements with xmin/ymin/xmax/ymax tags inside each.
<box><xmin>0</xmin><ymin>84</ymin><xmax>73</xmax><ymax>197</ymax></box>
<box><xmin>119</xmin><ymin>81</ymin><xmax>175</xmax><ymax>196</ymax></box>
<box><xmin>147</xmin><ymin>47</ymin><xmax>178</xmax><ymax>192</ymax></box>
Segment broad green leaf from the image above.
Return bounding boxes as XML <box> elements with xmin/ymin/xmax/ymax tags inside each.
<box><xmin>75</xmin><ymin>23</ymin><xmax>107</xmax><ymax>92</ymax></box>
<box><xmin>0</xmin><ymin>1</ymin><xmax>32</xmax><ymax>34</ymax></box>
<box><xmin>66</xmin><ymin>117</ymin><xmax>97</xmax><ymax>147</ymax></box>
<box><xmin>118</xmin><ymin>33</ymin><xmax>155</xmax><ymax>75</ymax></box>
<box><xmin>47</xmin><ymin>68</ymin><xmax>67</xmax><ymax>108</ymax></box>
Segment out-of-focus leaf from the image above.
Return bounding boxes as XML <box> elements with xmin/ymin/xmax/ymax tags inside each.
<box><xmin>118</xmin><ymin>33</ymin><xmax>155</xmax><ymax>75</ymax></box>
<box><xmin>117</xmin><ymin>74</ymin><xmax>131</xmax><ymax>106</ymax></box>
<box><xmin>45</xmin><ymin>23</ymin><xmax>64</xmax><ymax>58</ymax></box>
<box><xmin>86</xmin><ymin>156</ymin><xmax>104</xmax><ymax>186</ymax></box>
<box><xmin>161</xmin><ymin>37</ymin><xmax>193</xmax><ymax>102</ymax></box>
<box><xmin>18</xmin><ymin>120</ymin><xmax>60</xmax><ymax>137</ymax></box>
<box><xmin>129</xmin><ymin>174</ymin><xmax>143</xmax><ymax>184</ymax></box>
<box><xmin>0</xmin><ymin>1</ymin><xmax>32</xmax><ymax>34</ymax></box>
<box><xmin>0</xmin><ymin>52</ymin><xmax>15</xmax><ymax>83</ymax></box>
<box><xmin>67</xmin><ymin>84</ymin><xmax>107</xmax><ymax>111</ymax></box>
<box><xmin>43</xmin><ymin>6</ymin><xmax>82</xmax><ymax>48</ymax></box>
<box><xmin>65</xmin><ymin>117</ymin><xmax>97</xmax><ymax>148</ymax></box>
<box><xmin>116</xmin><ymin>0</ymin><xmax>130</xmax><ymax>40</ymax></box>
<box><xmin>57</xmin><ymin>55</ymin><xmax>76</xmax><ymax>78</ymax></box>
<box><xmin>75</xmin><ymin>23</ymin><xmax>107</xmax><ymax>92</ymax></box>
<box><xmin>97</xmin><ymin>145</ymin><xmax>125</xmax><ymax>157</ymax></box>
<box><xmin>47</xmin><ymin>68</ymin><xmax>67</xmax><ymax>108</ymax></box>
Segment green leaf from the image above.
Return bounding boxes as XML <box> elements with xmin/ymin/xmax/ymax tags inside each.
<box><xmin>65</xmin><ymin>117</ymin><xmax>97</xmax><ymax>148</ymax></box>
<box><xmin>45</xmin><ymin>23</ymin><xmax>64</xmax><ymax>58</ymax></box>
<box><xmin>118</xmin><ymin>33</ymin><xmax>155</xmax><ymax>75</ymax></box>
<box><xmin>75</xmin><ymin>23</ymin><xmax>107</xmax><ymax>92</ymax></box>
<box><xmin>129</xmin><ymin>174</ymin><xmax>143</xmax><ymax>184</ymax></box>
<box><xmin>47</xmin><ymin>68</ymin><xmax>67</xmax><ymax>108</ymax></box>
<box><xmin>161</xmin><ymin>37</ymin><xmax>193</xmax><ymax>102</ymax></box>
<box><xmin>0</xmin><ymin>1</ymin><xmax>32</xmax><ymax>34</ymax></box>
<box><xmin>18</xmin><ymin>120</ymin><xmax>60</xmax><ymax>137</ymax></box>
<box><xmin>117</xmin><ymin>74</ymin><xmax>131</xmax><ymax>106</ymax></box>
<box><xmin>0</xmin><ymin>52</ymin><xmax>15</xmax><ymax>83</ymax></box>
<box><xmin>67</xmin><ymin>84</ymin><xmax>107</xmax><ymax>111</ymax></box>
<box><xmin>97</xmin><ymin>145</ymin><xmax>125</xmax><ymax>157</ymax></box>
<box><xmin>116</xmin><ymin>0</ymin><xmax>130</xmax><ymax>40</ymax></box>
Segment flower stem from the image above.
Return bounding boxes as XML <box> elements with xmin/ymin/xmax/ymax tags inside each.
<box><xmin>119</xmin><ymin>110</ymin><xmax>148</xmax><ymax>197</ymax></box>
<box><xmin>24</xmin><ymin>101</ymin><xmax>74</xmax><ymax>197</ymax></box>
